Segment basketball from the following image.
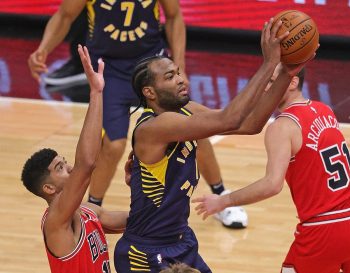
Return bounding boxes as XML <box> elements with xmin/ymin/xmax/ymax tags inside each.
<box><xmin>272</xmin><ymin>10</ymin><xmax>319</xmax><ymax>64</ymax></box>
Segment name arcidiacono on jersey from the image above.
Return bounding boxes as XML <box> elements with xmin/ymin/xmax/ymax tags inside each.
<box><xmin>307</xmin><ymin>115</ymin><xmax>340</xmax><ymax>151</ymax></box>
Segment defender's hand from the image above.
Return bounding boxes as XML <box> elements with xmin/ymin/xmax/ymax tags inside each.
<box><xmin>192</xmin><ymin>194</ymin><xmax>226</xmax><ymax>220</ymax></box>
<box><xmin>78</xmin><ymin>45</ymin><xmax>105</xmax><ymax>93</ymax></box>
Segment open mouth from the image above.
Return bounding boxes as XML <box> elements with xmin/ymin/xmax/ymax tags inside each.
<box><xmin>178</xmin><ymin>86</ymin><xmax>188</xmax><ymax>95</ymax></box>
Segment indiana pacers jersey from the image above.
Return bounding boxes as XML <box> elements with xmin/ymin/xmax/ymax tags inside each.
<box><xmin>41</xmin><ymin>206</ymin><xmax>110</xmax><ymax>273</ymax></box>
<box><xmin>277</xmin><ymin>100</ymin><xmax>350</xmax><ymax>223</ymax></box>
<box><xmin>126</xmin><ymin>108</ymin><xmax>200</xmax><ymax>238</ymax></box>
<box><xmin>86</xmin><ymin>0</ymin><xmax>163</xmax><ymax>58</ymax></box>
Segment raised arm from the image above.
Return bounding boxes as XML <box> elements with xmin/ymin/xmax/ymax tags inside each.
<box><xmin>28</xmin><ymin>0</ymin><xmax>86</xmax><ymax>82</ymax></box>
<box><xmin>50</xmin><ymin>45</ymin><xmax>104</xmax><ymax>225</ymax></box>
<box><xmin>192</xmin><ymin>117</ymin><xmax>298</xmax><ymax>219</ymax></box>
<box><xmin>137</xmin><ymin>19</ymin><xmax>286</xmax><ymax>141</ymax></box>
<box><xmin>227</xmin><ymin>58</ymin><xmax>315</xmax><ymax>135</ymax></box>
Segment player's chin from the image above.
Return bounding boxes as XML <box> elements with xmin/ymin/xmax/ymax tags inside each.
<box><xmin>180</xmin><ymin>95</ymin><xmax>190</xmax><ymax>105</ymax></box>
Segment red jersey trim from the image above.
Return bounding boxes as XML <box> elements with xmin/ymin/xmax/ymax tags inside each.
<box><xmin>302</xmin><ymin>208</ymin><xmax>350</xmax><ymax>226</ymax></box>
<box><xmin>60</xmin><ymin>217</ymin><xmax>85</xmax><ymax>261</ymax></box>
<box><xmin>284</xmin><ymin>99</ymin><xmax>311</xmax><ymax>110</ymax></box>
<box><xmin>41</xmin><ymin>208</ymin><xmax>87</xmax><ymax>261</ymax></box>
<box><xmin>276</xmin><ymin>113</ymin><xmax>301</xmax><ymax>129</ymax></box>
<box><xmin>277</xmin><ymin>100</ymin><xmax>311</xmax><ymax>127</ymax></box>
<box><xmin>80</xmin><ymin>205</ymin><xmax>98</xmax><ymax>219</ymax></box>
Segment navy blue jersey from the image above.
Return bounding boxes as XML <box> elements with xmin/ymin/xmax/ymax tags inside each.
<box><xmin>126</xmin><ymin>108</ymin><xmax>200</xmax><ymax>238</ymax></box>
<box><xmin>86</xmin><ymin>0</ymin><xmax>164</xmax><ymax>59</ymax></box>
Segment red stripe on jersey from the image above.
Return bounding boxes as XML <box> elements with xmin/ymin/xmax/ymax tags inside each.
<box><xmin>60</xmin><ymin>217</ymin><xmax>86</xmax><ymax>261</ymax></box>
<box><xmin>285</xmin><ymin>99</ymin><xmax>311</xmax><ymax>110</ymax></box>
<box><xmin>277</xmin><ymin>113</ymin><xmax>301</xmax><ymax>129</ymax></box>
<box><xmin>303</xmin><ymin>207</ymin><xmax>350</xmax><ymax>226</ymax></box>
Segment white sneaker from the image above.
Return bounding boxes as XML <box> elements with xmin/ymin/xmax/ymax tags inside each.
<box><xmin>214</xmin><ymin>190</ymin><xmax>248</xmax><ymax>228</ymax></box>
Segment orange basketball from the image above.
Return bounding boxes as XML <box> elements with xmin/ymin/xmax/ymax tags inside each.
<box><xmin>272</xmin><ymin>10</ymin><xmax>319</xmax><ymax>64</ymax></box>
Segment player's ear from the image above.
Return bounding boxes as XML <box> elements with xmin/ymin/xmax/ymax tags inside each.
<box><xmin>290</xmin><ymin>76</ymin><xmax>299</xmax><ymax>90</ymax></box>
<box><xmin>42</xmin><ymin>183</ymin><xmax>56</xmax><ymax>195</ymax></box>
<box><xmin>142</xmin><ymin>86</ymin><xmax>156</xmax><ymax>100</ymax></box>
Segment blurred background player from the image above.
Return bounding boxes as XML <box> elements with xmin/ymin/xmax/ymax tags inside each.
<box><xmin>27</xmin><ymin>0</ymin><xmax>248</xmax><ymax>229</ymax></box>
<box><xmin>43</xmin><ymin>10</ymin><xmax>88</xmax><ymax>86</ymax></box>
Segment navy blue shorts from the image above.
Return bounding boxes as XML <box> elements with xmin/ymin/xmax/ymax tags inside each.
<box><xmin>91</xmin><ymin>45</ymin><xmax>167</xmax><ymax>141</ymax></box>
<box><xmin>114</xmin><ymin>226</ymin><xmax>212</xmax><ymax>273</ymax></box>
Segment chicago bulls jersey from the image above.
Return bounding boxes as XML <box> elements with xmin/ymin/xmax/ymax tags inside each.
<box><xmin>278</xmin><ymin>100</ymin><xmax>350</xmax><ymax>222</ymax></box>
<box><xmin>41</xmin><ymin>206</ymin><xmax>110</xmax><ymax>273</ymax></box>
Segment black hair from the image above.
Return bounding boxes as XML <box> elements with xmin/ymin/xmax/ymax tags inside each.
<box><xmin>21</xmin><ymin>148</ymin><xmax>58</xmax><ymax>197</ymax></box>
<box><xmin>130</xmin><ymin>55</ymin><xmax>169</xmax><ymax>115</ymax></box>
<box><xmin>297</xmin><ymin>68</ymin><xmax>305</xmax><ymax>91</ymax></box>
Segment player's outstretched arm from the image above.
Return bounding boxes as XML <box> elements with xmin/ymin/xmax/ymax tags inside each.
<box><xmin>83</xmin><ymin>203</ymin><xmax>128</xmax><ymax>234</ymax></box>
<box><xmin>136</xmin><ymin>19</ymin><xmax>286</xmax><ymax>146</ymax></box>
<box><xmin>192</xmin><ymin>117</ymin><xmax>294</xmax><ymax>220</ymax></box>
<box><xmin>228</xmin><ymin>54</ymin><xmax>316</xmax><ymax>135</ymax></box>
<box><xmin>51</xmin><ymin>45</ymin><xmax>104</xmax><ymax>225</ymax></box>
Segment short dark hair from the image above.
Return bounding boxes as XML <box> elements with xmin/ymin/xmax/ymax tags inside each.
<box><xmin>297</xmin><ymin>68</ymin><xmax>305</xmax><ymax>91</ymax></box>
<box><xmin>130</xmin><ymin>55</ymin><xmax>169</xmax><ymax>114</ymax></box>
<box><xmin>159</xmin><ymin>263</ymin><xmax>200</xmax><ymax>273</ymax></box>
<box><xmin>21</xmin><ymin>148</ymin><xmax>58</xmax><ymax>197</ymax></box>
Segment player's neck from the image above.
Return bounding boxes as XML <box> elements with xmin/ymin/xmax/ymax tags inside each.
<box><xmin>148</xmin><ymin>102</ymin><xmax>180</xmax><ymax>115</ymax></box>
<box><xmin>280</xmin><ymin>92</ymin><xmax>307</xmax><ymax>112</ymax></box>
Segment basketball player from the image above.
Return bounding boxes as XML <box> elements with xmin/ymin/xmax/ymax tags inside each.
<box><xmin>22</xmin><ymin>46</ymin><xmax>128</xmax><ymax>273</ymax></box>
<box><xmin>27</xmin><ymin>0</ymin><xmax>248</xmax><ymax>228</ymax></box>
<box><xmin>113</xmin><ymin>19</ymin><xmax>309</xmax><ymax>273</ymax></box>
<box><xmin>193</xmin><ymin>63</ymin><xmax>350</xmax><ymax>273</ymax></box>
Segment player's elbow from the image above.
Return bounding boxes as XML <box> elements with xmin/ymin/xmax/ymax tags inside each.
<box><xmin>239</xmin><ymin>125</ymin><xmax>264</xmax><ymax>135</ymax></box>
<box><xmin>79</xmin><ymin>159</ymin><xmax>97</xmax><ymax>174</ymax></box>
<box><xmin>242</xmin><ymin>117</ymin><xmax>267</xmax><ymax>135</ymax></box>
<box><xmin>56</xmin><ymin>7</ymin><xmax>76</xmax><ymax>25</ymax></box>
<box><xmin>250</xmin><ymin>124</ymin><xmax>265</xmax><ymax>135</ymax></box>
<box><xmin>268</xmin><ymin>178</ymin><xmax>284</xmax><ymax>197</ymax></box>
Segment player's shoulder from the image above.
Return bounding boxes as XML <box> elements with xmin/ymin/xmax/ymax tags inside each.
<box><xmin>267</xmin><ymin>116</ymin><xmax>299</xmax><ymax>137</ymax></box>
<box><xmin>185</xmin><ymin>101</ymin><xmax>211</xmax><ymax>113</ymax></box>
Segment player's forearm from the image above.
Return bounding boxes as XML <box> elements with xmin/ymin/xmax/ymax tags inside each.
<box><xmin>75</xmin><ymin>92</ymin><xmax>103</xmax><ymax>169</ymax></box>
<box><xmin>101</xmin><ymin>211</ymin><xmax>128</xmax><ymax>234</ymax></box>
<box><xmin>224</xmin><ymin>176</ymin><xmax>283</xmax><ymax>207</ymax></box>
<box><xmin>38</xmin><ymin>11</ymin><xmax>74</xmax><ymax>55</ymax></box>
<box><xmin>233</xmin><ymin>69</ymin><xmax>293</xmax><ymax>134</ymax></box>
<box><xmin>221</xmin><ymin>61</ymin><xmax>277</xmax><ymax>130</ymax></box>
<box><xmin>165</xmin><ymin>12</ymin><xmax>186</xmax><ymax>72</ymax></box>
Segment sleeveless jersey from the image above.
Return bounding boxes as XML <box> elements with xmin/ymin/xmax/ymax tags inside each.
<box><xmin>126</xmin><ymin>108</ymin><xmax>200</xmax><ymax>238</ymax></box>
<box><xmin>41</xmin><ymin>206</ymin><xmax>110</xmax><ymax>273</ymax></box>
<box><xmin>86</xmin><ymin>0</ymin><xmax>163</xmax><ymax>59</ymax></box>
<box><xmin>277</xmin><ymin>100</ymin><xmax>350</xmax><ymax>222</ymax></box>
